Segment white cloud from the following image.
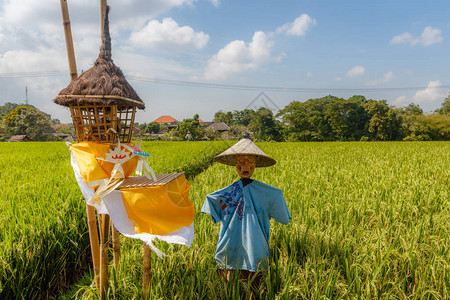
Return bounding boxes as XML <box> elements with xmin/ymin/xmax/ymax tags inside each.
<box><xmin>393</xmin><ymin>80</ymin><xmax>446</xmax><ymax>107</ymax></box>
<box><xmin>130</xmin><ymin>17</ymin><xmax>209</xmax><ymax>49</ymax></box>
<box><xmin>335</xmin><ymin>77</ymin><xmax>342</xmax><ymax>82</ymax></box>
<box><xmin>274</xmin><ymin>52</ymin><xmax>286</xmax><ymax>63</ymax></box>
<box><xmin>390</xmin><ymin>32</ymin><xmax>413</xmax><ymax>45</ymax></box>
<box><xmin>0</xmin><ymin>48</ymin><xmax>67</xmax><ymax>73</ymax></box>
<box><xmin>204</xmin><ymin>31</ymin><xmax>273</xmax><ymax>80</ymax></box>
<box><xmin>365</xmin><ymin>71</ymin><xmax>393</xmax><ymax>86</ymax></box>
<box><xmin>413</xmin><ymin>80</ymin><xmax>446</xmax><ymax>103</ymax></box>
<box><xmin>0</xmin><ymin>0</ymin><xmax>207</xmax><ymax>75</ymax></box>
<box><xmin>0</xmin><ymin>0</ymin><xmax>201</xmax><ymax>42</ymax></box>
<box><xmin>393</xmin><ymin>95</ymin><xmax>408</xmax><ymax>106</ymax></box>
<box><xmin>276</xmin><ymin>14</ymin><xmax>317</xmax><ymax>36</ymax></box>
<box><xmin>208</xmin><ymin>0</ymin><xmax>220</xmax><ymax>7</ymax></box>
<box><xmin>115</xmin><ymin>51</ymin><xmax>199</xmax><ymax>79</ymax></box>
<box><xmin>0</xmin><ymin>26</ymin><xmax>4</xmax><ymax>44</ymax></box>
<box><xmin>417</xmin><ymin>26</ymin><xmax>443</xmax><ymax>46</ymax></box>
<box><xmin>307</xmin><ymin>72</ymin><xmax>313</xmax><ymax>77</ymax></box>
<box><xmin>390</xmin><ymin>26</ymin><xmax>443</xmax><ymax>46</ymax></box>
<box><xmin>346</xmin><ymin>65</ymin><xmax>365</xmax><ymax>78</ymax></box>
<box><xmin>204</xmin><ymin>13</ymin><xmax>317</xmax><ymax>80</ymax></box>
<box><xmin>248</xmin><ymin>31</ymin><xmax>272</xmax><ymax>62</ymax></box>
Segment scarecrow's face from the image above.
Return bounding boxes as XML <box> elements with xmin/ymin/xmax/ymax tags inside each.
<box><xmin>236</xmin><ymin>155</ymin><xmax>256</xmax><ymax>178</ymax></box>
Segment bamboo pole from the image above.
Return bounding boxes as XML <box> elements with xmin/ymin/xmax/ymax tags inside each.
<box><xmin>60</xmin><ymin>0</ymin><xmax>101</xmax><ymax>289</ymax></box>
<box><xmin>111</xmin><ymin>223</ymin><xmax>120</xmax><ymax>271</ymax></box>
<box><xmin>99</xmin><ymin>3</ymin><xmax>110</xmax><ymax>299</ymax></box>
<box><xmin>86</xmin><ymin>205</ymin><xmax>100</xmax><ymax>288</ymax></box>
<box><xmin>142</xmin><ymin>243</ymin><xmax>152</xmax><ymax>300</ymax></box>
<box><xmin>100</xmin><ymin>0</ymin><xmax>107</xmax><ymax>41</ymax></box>
<box><xmin>100</xmin><ymin>214</ymin><xmax>110</xmax><ymax>300</ymax></box>
<box><xmin>59</xmin><ymin>0</ymin><xmax>78</xmax><ymax>81</ymax></box>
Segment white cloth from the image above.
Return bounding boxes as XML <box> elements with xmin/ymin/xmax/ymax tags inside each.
<box><xmin>70</xmin><ymin>150</ymin><xmax>194</xmax><ymax>256</ymax></box>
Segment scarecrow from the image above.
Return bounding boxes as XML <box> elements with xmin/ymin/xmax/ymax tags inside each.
<box><xmin>201</xmin><ymin>137</ymin><xmax>291</xmax><ymax>283</ymax></box>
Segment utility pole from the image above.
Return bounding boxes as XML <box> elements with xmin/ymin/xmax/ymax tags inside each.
<box><xmin>25</xmin><ymin>86</ymin><xmax>29</xmax><ymax>105</ymax></box>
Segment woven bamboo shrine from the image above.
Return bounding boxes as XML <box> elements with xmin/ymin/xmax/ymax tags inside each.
<box><xmin>54</xmin><ymin>5</ymin><xmax>144</xmax><ymax>143</ymax></box>
<box><xmin>55</xmin><ymin>2</ymin><xmax>195</xmax><ymax>300</ymax></box>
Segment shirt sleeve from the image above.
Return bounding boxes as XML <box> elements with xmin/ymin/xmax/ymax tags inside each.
<box><xmin>201</xmin><ymin>192</ymin><xmax>222</xmax><ymax>224</ymax></box>
<box><xmin>270</xmin><ymin>190</ymin><xmax>291</xmax><ymax>225</ymax></box>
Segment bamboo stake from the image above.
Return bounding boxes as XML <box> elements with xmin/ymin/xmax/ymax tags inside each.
<box><xmin>99</xmin><ymin>3</ymin><xmax>110</xmax><ymax>299</ymax></box>
<box><xmin>59</xmin><ymin>0</ymin><xmax>78</xmax><ymax>81</ymax></box>
<box><xmin>86</xmin><ymin>205</ymin><xmax>100</xmax><ymax>288</ymax></box>
<box><xmin>142</xmin><ymin>243</ymin><xmax>152</xmax><ymax>300</ymax></box>
<box><xmin>100</xmin><ymin>214</ymin><xmax>110</xmax><ymax>300</ymax></box>
<box><xmin>60</xmin><ymin>0</ymin><xmax>102</xmax><ymax>289</ymax></box>
<box><xmin>111</xmin><ymin>222</ymin><xmax>120</xmax><ymax>271</ymax></box>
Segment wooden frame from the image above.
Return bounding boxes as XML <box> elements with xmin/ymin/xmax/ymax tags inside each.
<box><xmin>69</xmin><ymin>104</ymin><xmax>136</xmax><ymax>143</ymax></box>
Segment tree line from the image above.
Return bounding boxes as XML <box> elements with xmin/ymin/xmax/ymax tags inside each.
<box><xmin>0</xmin><ymin>103</ymin><xmax>61</xmax><ymax>141</ymax></box>
<box><xmin>212</xmin><ymin>94</ymin><xmax>450</xmax><ymax>141</ymax></box>
<box><xmin>1</xmin><ymin>93</ymin><xmax>449</xmax><ymax>142</ymax></box>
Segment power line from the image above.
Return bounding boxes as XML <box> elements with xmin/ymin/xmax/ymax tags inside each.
<box><xmin>0</xmin><ymin>71</ymin><xmax>67</xmax><ymax>78</ymax></box>
<box><xmin>0</xmin><ymin>70</ymin><xmax>449</xmax><ymax>93</ymax></box>
<box><xmin>128</xmin><ymin>75</ymin><xmax>450</xmax><ymax>93</ymax></box>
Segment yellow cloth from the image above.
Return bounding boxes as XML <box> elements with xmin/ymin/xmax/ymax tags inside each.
<box><xmin>71</xmin><ymin>141</ymin><xmax>194</xmax><ymax>236</ymax></box>
<box><xmin>71</xmin><ymin>142</ymin><xmax>138</xmax><ymax>183</ymax></box>
<box><xmin>121</xmin><ymin>174</ymin><xmax>195</xmax><ymax>235</ymax></box>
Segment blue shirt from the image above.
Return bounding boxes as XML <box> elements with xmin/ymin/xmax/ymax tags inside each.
<box><xmin>201</xmin><ymin>179</ymin><xmax>291</xmax><ymax>271</ymax></box>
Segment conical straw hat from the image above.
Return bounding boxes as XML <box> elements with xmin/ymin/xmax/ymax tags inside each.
<box><xmin>214</xmin><ymin>138</ymin><xmax>276</xmax><ymax>167</ymax></box>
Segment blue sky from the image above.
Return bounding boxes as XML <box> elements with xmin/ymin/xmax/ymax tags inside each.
<box><xmin>0</xmin><ymin>0</ymin><xmax>449</xmax><ymax>123</ymax></box>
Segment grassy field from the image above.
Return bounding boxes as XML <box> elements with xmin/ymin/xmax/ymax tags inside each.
<box><xmin>0</xmin><ymin>141</ymin><xmax>448</xmax><ymax>299</ymax></box>
<box><xmin>0</xmin><ymin>141</ymin><xmax>230</xmax><ymax>299</ymax></box>
<box><xmin>60</xmin><ymin>141</ymin><xmax>449</xmax><ymax>299</ymax></box>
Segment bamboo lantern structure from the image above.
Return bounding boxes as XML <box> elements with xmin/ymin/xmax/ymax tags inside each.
<box><xmin>56</xmin><ymin>3</ymin><xmax>146</xmax><ymax>299</ymax></box>
<box><xmin>56</xmin><ymin>3</ymin><xmax>192</xmax><ymax>300</ymax></box>
<box><xmin>54</xmin><ymin>6</ymin><xmax>145</xmax><ymax>144</ymax></box>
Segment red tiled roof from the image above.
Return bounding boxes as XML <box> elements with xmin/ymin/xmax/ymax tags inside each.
<box><xmin>198</xmin><ymin>119</ymin><xmax>204</xmax><ymax>123</ymax></box>
<box><xmin>152</xmin><ymin>115</ymin><xmax>178</xmax><ymax>123</ymax></box>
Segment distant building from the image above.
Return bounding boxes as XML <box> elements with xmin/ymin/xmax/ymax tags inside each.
<box><xmin>205</xmin><ymin>122</ymin><xmax>231</xmax><ymax>132</ymax></box>
<box><xmin>133</xmin><ymin>127</ymin><xmax>140</xmax><ymax>136</ymax></box>
<box><xmin>153</xmin><ymin>115</ymin><xmax>178</xmax><ymax>125</ymax></box>
<box><xmin>8</xmin><ymin>135</ymin><xmax>33</xmax><ymax>142</ymax></box>
<box><xmin>53</xmin><ymin>133</ymin><xmax>75</xmax><ymax>141</ymax></box>
<box><xmin>153</xmin><ymin>115</ymin><xmax>178</xmax><ymax>131</ymax></box>
<box><xmin>159</xmin><ymin>126</ymin><xmax>170</xmax><ymax>134</ymax></box>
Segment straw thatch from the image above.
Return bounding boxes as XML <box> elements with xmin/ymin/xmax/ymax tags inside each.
<box><xmin>54</xmin><ymin>6</ymin><xmax>145</xmax><ymax>110</ymax></box>
<box><xmin>7</xmin><ymin>135</ymin><xmax>33</xmax><ymax>142</ymax></box>
<box><xmin>214</xmin><ymin>138</ymin><xmax>276</xmax><ymax>167</ymax></box>
<box><xmin>205</xmin><ymin>122</ymin><xmax>230</xmax><ymax>132</ymax></box>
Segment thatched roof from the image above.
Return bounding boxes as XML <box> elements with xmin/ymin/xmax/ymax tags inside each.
<box><xmin>8</xmin><ymin>135</ymin><xmax>33</xmax><ymax>142</ymax></box>
<box><xmin>54</xmin><ymin>6</ymin><xmax>145</xmax><ymax>109</ymax></box>
<box><xmin>205</xmin><ymin>122</ymin><xmax>230</xmax><ymax>132</ymax></box>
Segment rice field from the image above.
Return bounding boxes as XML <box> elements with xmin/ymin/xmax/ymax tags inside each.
<box><xmin>1</xmin><ymin>141</ymin><xmax>449</xmax><ymax>299</ymax></box>
<box><xmin>0</xmin><ymin>141</ymin><xmax>230</xmax><ymax>299</ymax></box>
